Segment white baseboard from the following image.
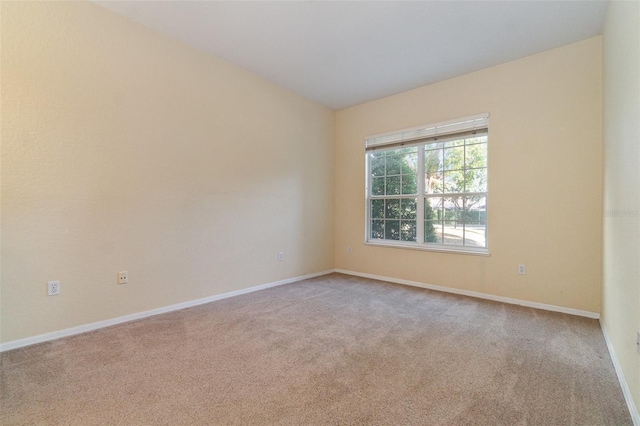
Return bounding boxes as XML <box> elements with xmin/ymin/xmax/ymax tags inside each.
<box><xmin>335</xmin><ymin>269</ymin><xmax>600</xmax><ymax>319</ymax></box>
<box><xmin>0</xmin><ymin>269</ymin><xmax>334</xmax><ymax>353</ymax></box>
<box><xmin>0</xmin><ymin>268</ymin><xmax>601</xmax><ymax>352</ymax></box>
<box><xmin>600</xmin><ymin>322</ymin><xmax>640</xmax><ymax>426</ymax></box>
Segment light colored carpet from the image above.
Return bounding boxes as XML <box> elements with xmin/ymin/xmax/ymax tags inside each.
<box><xmin>0</xmin><ymin>273</ymin><xmax>632</xmax><ymax>425</ymax></box>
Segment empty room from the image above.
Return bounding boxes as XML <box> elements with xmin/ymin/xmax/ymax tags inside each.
<box><xmin>1</xmin><ymin>0</ymin><xmax>639</xmax><ymax>424</ymax></box>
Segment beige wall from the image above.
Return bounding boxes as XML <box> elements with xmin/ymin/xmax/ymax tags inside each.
<box><xmin>335</xmin><ymin>37</ymin><xmax>603</xmax><ymax>313</ymax></box>
<box><xmin>602</xmin><ymin>0</ymin><xmax>640</xmax><ymax>412</ymax></box>
<box><xmin>0</xmin><ymin>2</ymin><xmax>335</xmax><ymax>343</ymax></box>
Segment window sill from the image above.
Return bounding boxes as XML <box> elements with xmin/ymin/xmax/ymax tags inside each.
<box><xmin>364</xmin><ymin>240</ymin><xmax>490</xmax><ymax>256</ymax></box>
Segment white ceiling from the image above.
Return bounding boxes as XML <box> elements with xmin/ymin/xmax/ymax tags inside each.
<box><xmin>95</xmin><ymin>1</ymin><xmax>608</xmax><ymax>110</ymax></box>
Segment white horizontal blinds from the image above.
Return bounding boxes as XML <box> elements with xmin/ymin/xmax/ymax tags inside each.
<box><xmin>365</xmin><ymin>113</ymin><xmax>489</xmax><ymax>151</ymax></box>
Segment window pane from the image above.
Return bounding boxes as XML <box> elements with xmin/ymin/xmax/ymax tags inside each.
<box><xmin>425</xmin><ymin>220</ymin><xmax>440</xmax><ymax>243</ymax></box>
<box><xmin>401</xmin><ymin>152</ymin><xmax>418</xmax><ymax>174</ymax></box>
<box><xmin>443</xmin><ymin>220</ymin><xmax>464</xmax><ymax>246</ymax></box>
<box><xmin>371</xmin><ymin>157</ymin><xmax>385</xmax><ymax>177</ymax></box>
<box><xmin>372</xmin><ymin>177</ymin><xmax>384</xmax><ymax>196</ymax></box>
<box><xmin>400</xmin><ymin>221</ymin><xmax>416</xmax><ymax>242</ymax></box>
<box><xmin>426</xmin><ymin>171</ymin><xmax>443</xmax><ymax>194</ymax></box>
<box><xmin>371</xmin><ymin>220</ymin><xmax>384</xmax><ymax>239</ymax></box>
<box><xmin>464</xmin><ymin>221</ymin><xmax>486</xmax><ymax>247</ymax></box>
<box><xmin>465</xmin><ymin>143</ymin><xmax>487</xmax><ymax>168</ymax></box>
<box><xmin>385</xmin><ymin>199</ymin><xmax>400</xmax><ymax>219</ymax></box>
<box><xmin>443</xmin><ymin>197</ymin><xmax>463</xmax><ymax>221</ymax></box>
<box><xmin>386</xmin><ymin>176</ymin><xmax>400</xmax><ymax>195</ymax></box>
<box><xmin>444</xmin><ymin>139</ymin><xmax>464</xmax><ymax>148</ymax></box>
<box><xmin>371</xmin><ymin>199</ymin><xmax>384</xmax><ymax>219</ymax></box>
<box><xmin>401</xmin><ymin>175</ymin><xmax>417</xmax><ymax>194</ymax></box>
<box><xmin>400</xmin><ymin>198</ymin><xmax>417</xmax><ymax>219</ymax></box>
<box><xmin>444</xmin><ymin>146</ymin><xmax>464</xmax><ymax>171</ymax></box>
<box><xmin>386</xmin><ymin>155</ymin><xmax>402</xmax><ymax>175</ymax></box>
<box><xmin>425</xmin><ymin>142</ymin><xmax>443</xmax><ymax>150</ymax></box>
<box><xmin>385</xmin><ymin>220</ymin><xmax>400</xmax><ymax>240</ymax></box>
<box><xmin>463</xmin><ymin>195</ymin><xmax>487</xmax><ymax>223</ymax></box>
<box><xmin>444</xmin><ymin>170</ymin><xmax>464</xmax><ymax>193</ymax></box>
<box><xmin>464</xmin><ymin>168</ymin><xmax>487</xmax><ymax>193</ymax></box>
<box><xmin>463</xmin><ymin>195</ymin><xmax>486</xmax><ymax>247</ymax></box>
<box><xmin>394</xmin><ymin>147</ymin><xmax>418</xmax><ymax>155</ymax></box>
<box><xmin>426</xmin><ymin>197</ymin><xmax>443</xmax><ymax>220</ymax></box>
<box><xmin>425</xmin><ymin>148</ymin><xmax>443</xmax><ymax>195</ymax></box>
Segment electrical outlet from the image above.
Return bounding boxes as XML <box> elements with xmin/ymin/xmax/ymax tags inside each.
<box><xmin>118</xmin><ymin>271</ymin><xmax>128</xmax><ymax>284</ymax></box>
<box><xmin>637</xmin><ymin>331</ymin><xmax>640</xmax><ymax>354</ymax></box>
<box><xmin>48</xmin><ymin>280</ymin><xmax>60</xmax><ymax>296</ymax></box>
<box><xmin>278</xmin><ymin>252</ymin><xmax>284</xmax><ymax>261</ymax></box>
<box><xmin>348</xmin><ymin>246</ymin><xmax>352</xmax><ymax>254</ymax></box>
<box><xmin>518</xmin><ymin>264</ymin><xmax>526</xmax><ymax>275</ymax></box>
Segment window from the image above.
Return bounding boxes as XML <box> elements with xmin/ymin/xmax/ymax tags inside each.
<box><xmin>365</xmin><ymin>114</ymin><xmax>488</xmax><ymax>254</ymax></box>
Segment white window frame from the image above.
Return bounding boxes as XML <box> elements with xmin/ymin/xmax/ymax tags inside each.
<box><xmin>364</xmin><ymin>114</ymin><xmax>490</xmax><ymax>256</ymax></box>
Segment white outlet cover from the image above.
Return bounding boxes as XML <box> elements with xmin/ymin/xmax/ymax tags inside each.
<box><xmin>48</xmin><ymin>280</ymin><xmax>60</xmax><ymax>296</ymax></box>
<box><xmin>118</xmin><ymin>271</ymin><xmax>128</xmax><ymax>284</ymax></box>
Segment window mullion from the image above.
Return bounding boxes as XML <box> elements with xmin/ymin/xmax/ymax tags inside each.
<box><xmin>365</xmin><ymin>154</ymin><xmax>371</xmax><ymax>242</ymax></box>
<box><xmin>416</xmin><ymin>145</ymin><xmax>425</xmax><ymax>244</ymax></box>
